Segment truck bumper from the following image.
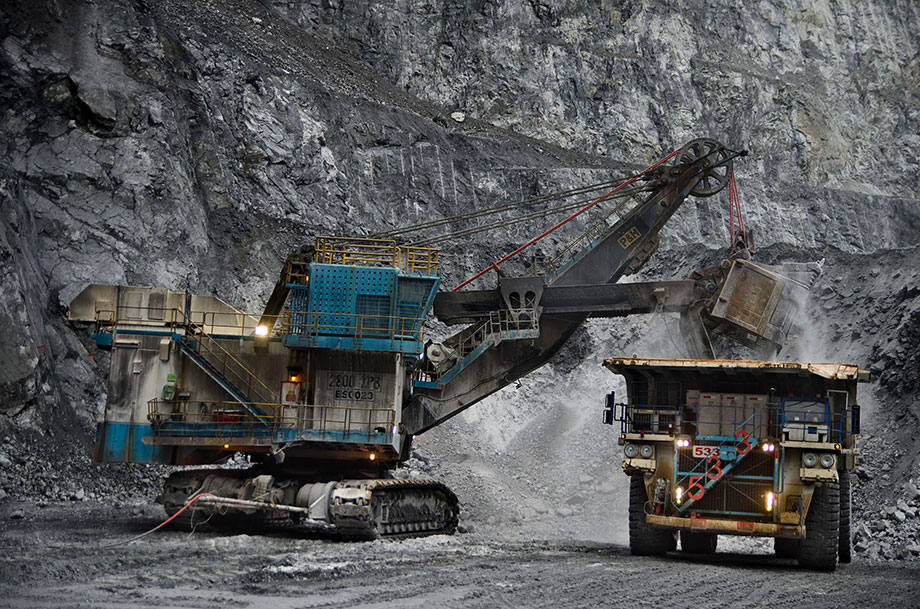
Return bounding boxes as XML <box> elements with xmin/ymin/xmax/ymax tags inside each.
<box><xmin>646</xmin><ymin>514</ymin><xmax>803</xmax><ymax>539</ymax></box>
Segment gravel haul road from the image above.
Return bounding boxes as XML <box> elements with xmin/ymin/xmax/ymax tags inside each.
<box><xmin>2</xmin><ymin>503</ymin><xmax>918</xmax><ymax>609</ymax></box>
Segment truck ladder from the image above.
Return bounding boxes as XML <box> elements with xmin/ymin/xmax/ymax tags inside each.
<box><xmin>674</xmin><ymin>413</ymin><xmax>760</xmax><ymax>513</ymax></box>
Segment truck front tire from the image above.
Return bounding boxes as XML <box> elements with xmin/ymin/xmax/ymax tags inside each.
<box><xmin>798</xmin><ymin>482</ymin><xmax>840</xmax><ymax>571</ymax></box>
<box><xmin>839</xmin><ymin>470</ymin><xmax>852</xmax><ymax>563</ymax></box>
<box><xmin>629</xmin><ymin>476</ymin><xmax>676</xmax><ymax>556</ymax></box>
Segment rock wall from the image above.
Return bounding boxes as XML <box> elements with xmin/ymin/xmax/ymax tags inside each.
<box><xmin>274</xmin><ymin>0</ymin><xmax>920</xmax><ymax>250</ymax></box>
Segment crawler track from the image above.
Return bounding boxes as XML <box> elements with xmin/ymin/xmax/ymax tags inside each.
<box><xmin>161</xmin><ymin>470</ymin><xmax>459</xmax><ymax>539</ymax></box>
<box><xmin>333</xmin><ymin>478</ymin><xmax>460</xmax><ymax>539</ymax></box>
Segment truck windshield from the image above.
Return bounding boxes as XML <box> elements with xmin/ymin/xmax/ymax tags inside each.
<box><xmin>782</xmin><ymin>399</ymin><xmax>827</xmax><ymax>424</ymax></box>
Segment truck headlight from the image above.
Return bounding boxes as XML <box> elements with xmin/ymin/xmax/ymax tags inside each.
<box><xmin>639</xmin><ymin>445</ymin><xmax>654</xmax><ymax>459</ymax></box>
<box><xmin>820</xmin><ymin>454</ymin><xmax>835</xmax><ymax>469</ymax></box>
<box><xmin>624</xmin><ymin>444</ymin><xmax>639</xmax><ymax>458</ymax></box>
<box><xmin>803</xmin><ymin>453</ymin><xmax>817</xmax><ymax>468</ymax></box>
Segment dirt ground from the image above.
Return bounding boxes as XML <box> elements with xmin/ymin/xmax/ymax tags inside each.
<box><xmin>2</xmin><ymin>501</ymin><xmax>919</xmax><ymax>609</ymax></box>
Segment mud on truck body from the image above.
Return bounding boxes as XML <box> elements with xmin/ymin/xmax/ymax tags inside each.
<box><xmin>603</xmin><ymin>357</ymin><xmax>869</xmax><ymax>571</ymax></box>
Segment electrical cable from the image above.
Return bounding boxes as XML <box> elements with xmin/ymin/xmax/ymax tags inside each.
<box><xmin>93</xmin><ymin>492</ymin><xmax>218</xmax><ymax>548</ymax></box>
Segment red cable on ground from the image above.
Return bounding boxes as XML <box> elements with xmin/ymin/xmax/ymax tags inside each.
<box><xmin>450</xmin><ymin>147</ymin><xmax>682</xmax><ymax>292</ymax></box>
<box><xmin>97</xmin><ymin>492</ymin><xmax>218</xmax><ymax>548</ymax></box>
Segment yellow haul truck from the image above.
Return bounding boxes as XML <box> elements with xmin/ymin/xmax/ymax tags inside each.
<box><xmin>602</xmin><ymin>358</ymin><xmax>869</xmax><ymax>571</ymax></box>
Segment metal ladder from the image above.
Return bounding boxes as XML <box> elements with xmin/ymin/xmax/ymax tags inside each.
<box><xmin>673</xmin><ymin>411</ymin><xmax>760</xmax><ymax>513</ymax></box>
<box><xmin>173</xmin><ymin>324</ymin><xmax>275</xmax><ymax>426</ymax></box>
<box><xmin>422</xmin><ymin>309</ymin><xmax>540</xmax><ymax>388</ymax></box>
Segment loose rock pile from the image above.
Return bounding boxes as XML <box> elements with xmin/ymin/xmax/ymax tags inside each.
<box><xmin>854</xmin><ymin>482</ymin><xmax>920</xmax><ymax>561</ymax></box>
<box><xmin>0</xmin><ymin>429</ymin><xmax>165</xmax><ymax>512</ymax></box>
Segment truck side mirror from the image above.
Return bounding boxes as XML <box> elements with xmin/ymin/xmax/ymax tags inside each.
<box><xmin>603</xmin><ymin>391</ymin><xmax>615</xmax><ymax>425</ymax></box>
<box><xmin>851</xmin><ymin>404</ymin><xmax>860</xmax><ymax>435</ymax></box>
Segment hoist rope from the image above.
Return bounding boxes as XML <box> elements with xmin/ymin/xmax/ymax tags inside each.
<box><xmin>370</xmin><ymin>178</ymin><xmax>635</xmax><ymax>240</ymax></box>
<box><xmin>450</xmin><ymin>147</ymin><xmax>682</xmax><ymax>292</ymax></box>
<box><xmin>408</xmin><ymin>183</ymin><xmax>649</xmax><ymax>247</ymax></box>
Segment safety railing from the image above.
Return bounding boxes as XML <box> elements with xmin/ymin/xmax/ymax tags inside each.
<box><xmin>615</xmin><ymin>403</ymin><xmax>683</xmax><ymax>435</ymax></box>
<box><xmin>194</xmin><ymin>311</ymin><xmax>286</xmax><ymax>337</ymax></box>
<box><xmin>402</xmin><ymin>246</ymin><xmax>439</xmax><ymax>275</ymax></box>
<box><xmin>617</xmin><ymin>402</ymin><xmax>776</xmax><ymax>440</ymax></box>
<box><xmin>148</xmin><ymin>399</ymin><xmax>395</xmax><ymax>439</ymax></box>
<box><xmin>93</xmin><ymin>302</ymin><xmax>289</xmax><ymax>338</ymax></box>
<box><xmin>94</xmin><ymin>301</ymin><xmax>428</xmax><ymax>345</ymax></box>
<box><xmin>313</xmin><ymin>236</ymin><xmax>439</xmax><ymax>276</ymax></box>
<box><xmin>288</xmin><ymin>312</ymin><xmax>426</xmax><ymax>341</ymax></box>
<box><xmin>92</xmin><ymin>304</ymin><xmax>264</xmax><ymax>337</ymax></box>
<box><xmin>452</xmin><ymin>309</ymin><xmax>539</xmax><ymax>359</ymax></box>
<box><xmin>183</xmin><ymin>322</ymin><xmax>277</xmax><ymax>404</ymax></box>
<box><xmin>93</xmin><ymin>304</ymin><xmax>185</xmax><ymax>335</ymax></box>
<box><xmin>286</xmin><ymin>260</ymin><xmax>311</xmax><ymax>285</ymax></box>
<box><xmin>781</xmin><ymin>407</ymin><xmax>857</xmax><ymax>444</ymax></box>
<box><xmin>615</xmin><ymin>401</ymin><xmax>857</xmax><ymax>444</ymax></box>
<box><xmin>192</xmin><ymin>310</ymin><xmax>269</xmax><ymax>337</ymax></box>
<box><xmin>315</xmin><ymin>236</ymin><xmax>401</xmax><ymax>267</ymax></box>
<box><xmin>414</xmin><ymin>309</ymin><xmax>539</xmax><ymax>384</ymax></box>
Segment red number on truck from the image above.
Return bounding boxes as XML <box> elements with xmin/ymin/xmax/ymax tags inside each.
<box><xmin>706</xmin><ymin>454</ymin><xmax>723</xmax><ymax>481</ymax></box>
<box><xmin>735</xmin><ymin>429</ymin><xmax>752</xmax><ymax>455</ymax></box>
<box><xmin>687</xmin><ymin>476</ymin><xmax>705</xmax><ymax>501</ymax></box>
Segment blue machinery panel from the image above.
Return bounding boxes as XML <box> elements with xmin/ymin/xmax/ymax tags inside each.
<box><xmin>95</xmin><ymin>422</ymin><xmax>174</xmax><ymax>464</ymax></box>
<box><xmin>95</xmin><ymin>421</ymin><xmax>400</xmax><ymax>464</ymax></box>
<box><xmin>283</xmin><ymin>262</ymin><xmax>440</xmax><ymax>354</ymax></box>
<box><xmin>89</xmin><ymin>247</ymin><xmax>440</xmax><ymax>465</ymax></box>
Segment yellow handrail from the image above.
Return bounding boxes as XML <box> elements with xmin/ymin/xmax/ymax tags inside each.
<box><xmin>186</xmin><ymin>322</ymin><xmax>276</xmax><ymax>403</ymax></box>
<box><xmin>315</xmin><ymin>236</ymin><xmax>400</xmax><ymax>267</ymax></box>
<box><xmin>313</xmin><ymin>236</ymin><xmax>439</xmax><ymax>275</ymax></box>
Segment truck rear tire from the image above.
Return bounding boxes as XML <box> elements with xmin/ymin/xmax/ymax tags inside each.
<box><xmin>773</xmin><ymin>537</ymin><xmax>801</xmax><ymax>559</ymax></box>
<box><xmin>681</xmin><ymin>531</ymin><xmax>717</xmax><ymax>554</ymax></box>
<box><xmin>629</xmin><ymin>476</ymin><xmax>676</xmax><ymax>556</ymax></box>
<box><xmin>798</xmin><ymin>482</ymin><xmax>840</xmax><ymax>571</ymax></box>
<box><xmin>839</xmin><ymin>470</ymin><xmax>852</xmax><ymax>563</ymax></box>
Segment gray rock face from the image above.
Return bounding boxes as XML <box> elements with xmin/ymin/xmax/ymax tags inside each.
<box><xmin>274</xmin><ymin>0</ymin><xmax>920</xmax><ymax>250</ymax></box>
<box><xmin>1</xmin><ymin>0</ymin><xmax>919</xmax><ymax>555</ymax></box>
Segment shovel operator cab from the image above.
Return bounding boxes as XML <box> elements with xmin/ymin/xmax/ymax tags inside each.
<box><xmin>603</xmin><ymin>357</ymin><xmax>869</xmax><ymax>571</ymax></box>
